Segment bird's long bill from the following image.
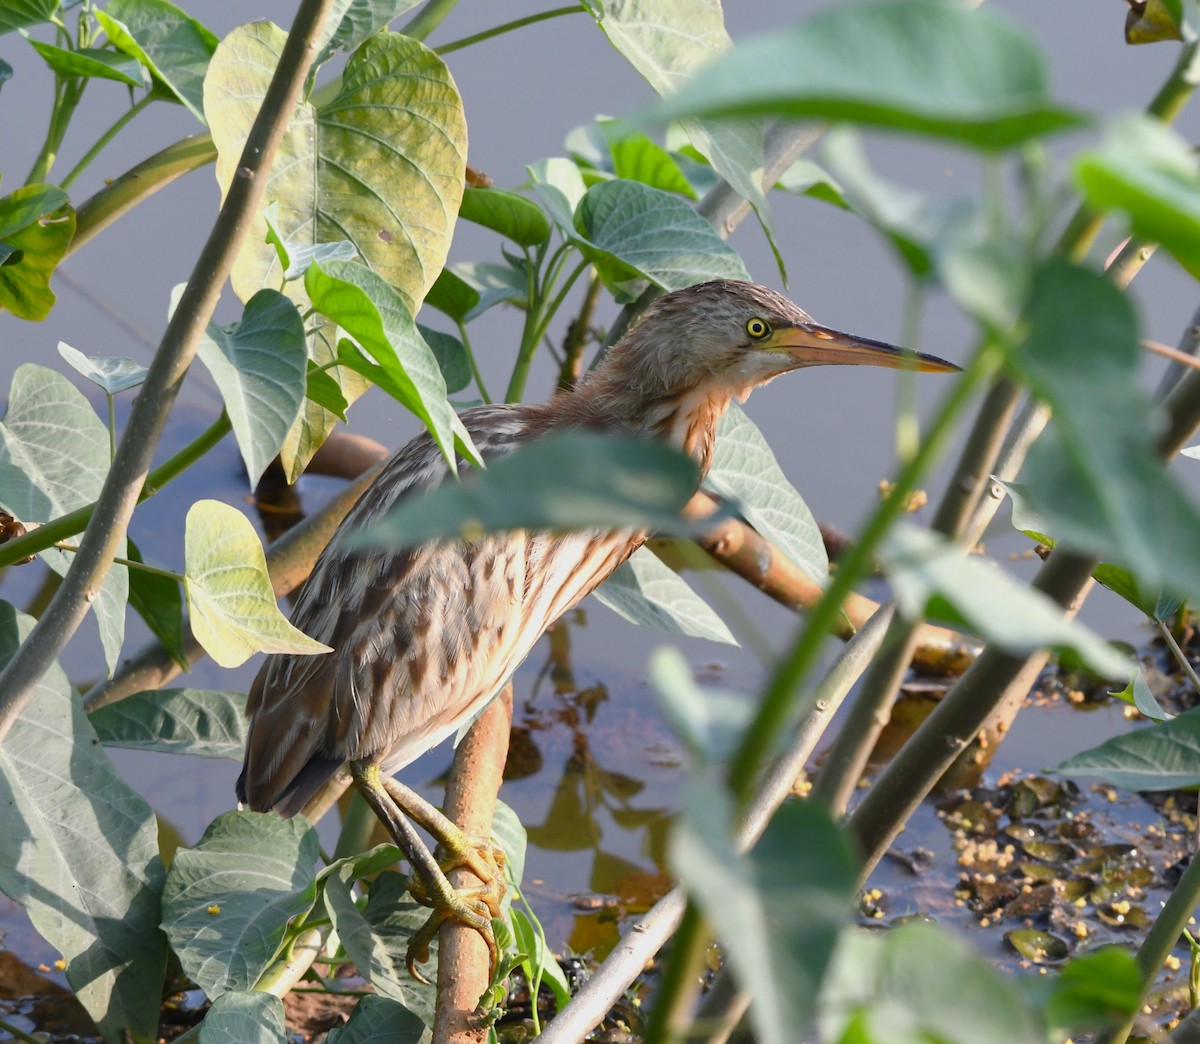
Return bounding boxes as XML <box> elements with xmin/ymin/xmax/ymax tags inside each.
<box><xmin>772</xmin><ymin>322</ymin><xmax>960</xmax><ymax>373</ymax></box>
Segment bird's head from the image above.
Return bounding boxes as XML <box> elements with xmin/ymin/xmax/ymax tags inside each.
<box><xmin>611</xmin><ymin>280</ymin><xmax>958</xmax><ymax>402</ymax></box>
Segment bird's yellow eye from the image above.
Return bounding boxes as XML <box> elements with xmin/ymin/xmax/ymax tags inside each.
<box><xmin>746</xmin><ymin>317</ymin><xmax>770</xmax><ymax>340</ymax></box>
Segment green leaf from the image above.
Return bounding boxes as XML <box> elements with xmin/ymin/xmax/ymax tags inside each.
<box><xmin>306</xmin><ymin>260</ymin><xmax>473</xmax><ymax>471</ymax></box>
<box><xmin>671</xmin><ymin>785</ymin><xmax>856</xmax><ymax>1044</ymax></box>
<box><xmin>323</xmin><ymin>868</ymin><xmax>436</xmax><ymax>1021</ymax></box>
<box><xmin>1042</xmin><ymin>947</ymin><xmax>1142</xmax><ymax>1035</ymax></box>
<box><xmin>199</xmin><ymin>992</ymin><xmax>287</xmax><ymax>1043</ymax></box>
<box><xmin>1093</xmin><ymin>561</ymin><xmax>1182</xmax><ymax>622</ymax></box>
<box><xmin>822</xmin><ymin>127</ymin><xmax>983</xmax><ymax>280</ymax></box>
<box><xmin>162</xmin><ymin>811</ymin><xmax>318</xmax><ymax>999</ymax></box>
<box><xmin>459</xmin><ymin>187</ymin><xmax>550</xmax><ymax>247</ymax></box>
<box><xmin>708</xmin><ymin>403</ymin><xmax>828</xmax><ymax>583</ymax></box>
<box><xmin>206</xmin><ymin>26</ymin><xmax>465</xmax><ymax>313</ymax></box>
<box><xmin>89</xmin><ymin>688</ymin><xmax>249</xmax><ymax>759</ymax></box>
<box><xmin>195</xmin><ymin>289</ymin><xmax>308</xmax><ymax>486</ymax></box>
<box><xmin>492</xmin><ymin>801</ymin><xmax>527</xmax><ymax>893</ymax></box>
<box><xmin>0</xmin><ymin>184</ymin><xmax>74</xmax><ymax>320</ymax></box>
<box><xmin>819</xmin><ymin>923</ymin><xmax>1042</xmax><ymax>1043</ymax></box>
<box><xmin>351</xmin><ymin>431</ymin><xmax>699</xmax><ymax>550</ymax></box>
<box><xmin>510</xmin><ymin>907</ymin><xmax>572</xmax><ymax>1009</ymax></box>
<box><xmin>528</xmin><ymin>156</ymin><xmax>587</xmax><ymax>233</ymax></box>
<box><xmin>125</xmin><ymin>539</ymin><xmax>189</xmax><ymax>670</ymax></box>
<box><xmin>588</xmin><ymin>0</ymin><xmax>779</xmax><ymax>272</ymax></box>
<box><xmin>25</xmin><ymin>38</ymin><xmax>150</xmax><ymax>86</ymax></box>
<box><xmin>775</xmin><ymin>157</ymin><xmax>848</xmax><ymax>208</ymax></box>
<box><xmin>326</xmin><ymin>995</ymin><xmax>427</xmax><ymax>1044</ymax></box>
<box><xmin>609</xmin><ymin>132</ymin><xmax>698</xmax><ymax>198</ymax></box>
<box><xmin>634</xmin><ymin>1</ymin><xmax>1082</xmax><ymax>150</ymax></box>
<box><xmin>882</xmin><ymin>524</ymin><xmax>1133</xmax><ymax>681</ymax></box>
<box><xmin>95</xmin><ymin>0</ymin><xmax>216</xmax><ymax>121</ymax></box>
<box><xmin>423</xmin><ymin>268</ymin><xmax>482</xmax><ymax>323</ymax></box>
<box><xmin>184</xmin><ymin>499</ymin><xmax>332</xmax><ymax>668</ymax></box>
<box><xmin>1054</xmin><ymin>707</ymin><xmax>1200</xmax><ymax>791</ymax></box>
<box><xmin>1007</xmin><ymin>260</ymin><xmax>1200</xmax><ymax>603</ymax></box>
<box><xmin>263</xmin><ymin>201</ymin><xmax>358</xmax><ymax>280</ymax></box>
<box><xmin>0</xmin><ymin>365</ymin><xmax>127</xmax><ymax>672</ymax></box>
<box><xmin>648</xmin><ymin>646</ymin><xmax>754</xmax><ymax>763</ymax></box>
<box><xmin>593</xmin><ymin>545</ymin><xmax>736</xmax><ymax>644</ymax></box>
<box><xmin>574</xmin><ymin>178</ymin><xmax>749</xmax><ymax>300</ymax></box>
<box><xmin>315</xmin><ymin>0</ymin><xmax>424</xmax><ymax>65</ymax></box>
<box><xmin>0</xmin><ymin>0</ymin><xmax>59</xmax><ymax>34</ymax></box>
<box><xmin>306</xmin><ymin>363</ymin><xmax>350</xmax><ymax>420</ymax></box>
<box><xmin>0</xmin><ymin>602</ymin><xmax>166</xmax><ymax>1042</ymax></box>
<box><xmin>57</xmin><ymin>342</ymin><xmax>148</xmax><ymax>394</ymax></box>
<box><xmin>418</xmin><ymin>324</ymin><xmax>471</xmax><ymax>395</ymax></box>
<box><xmin>1109</xmin><ymin>668</ymin><xmax>1172</xmax><ymax>723</ymax></box>
<box><xmin>1075</xmin><ymin>116</ymin><xmax>1200</xmax><ymax>281</ymax></box>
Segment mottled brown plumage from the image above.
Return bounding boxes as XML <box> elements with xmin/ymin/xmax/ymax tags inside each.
<box><xmin>237</xmin><ymin>279</ymin><xmax>956</xmax><ymax>974</ymax></box>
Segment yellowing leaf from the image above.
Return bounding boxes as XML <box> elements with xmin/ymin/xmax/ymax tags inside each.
<box><xmin>184</xmin><ymin>500</ymin><xmax>331</xmax><ymax>668</ymax></box>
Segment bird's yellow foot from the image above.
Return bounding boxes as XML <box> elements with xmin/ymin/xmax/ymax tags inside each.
<box><xmin>405</xmin><ymin>889</ymin><xmax>501</xmax><ymax>983</ymax></box>
<box><xmin>404</xmin><ymin>843</ymin><xmax>507</xmax><ymax>983</ymax></box>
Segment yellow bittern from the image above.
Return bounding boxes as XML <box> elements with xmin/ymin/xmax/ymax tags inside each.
<box><xmin>237</xmin><ymin>279</ymin><xmax>956</xmax><ymax>976</ymax></box>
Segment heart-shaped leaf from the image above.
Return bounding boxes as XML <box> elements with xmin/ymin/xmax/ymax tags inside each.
<box><xmin>184</xmin><ymin>499</ymin><xmax>332</xmax><ymax>668</ymax></box>
<box><xmin>0</xmin><ymin>184</ymin><xmax>74</xmax><ymax>320</ymax></box>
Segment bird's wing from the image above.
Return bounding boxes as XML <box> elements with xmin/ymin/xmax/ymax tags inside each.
<box><xmin>238</xmin><ymin>404</ymin><xmax>531</xmax><ymax>813</ymax></box>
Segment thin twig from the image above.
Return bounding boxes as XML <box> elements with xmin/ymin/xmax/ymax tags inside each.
<box><xmin>0</xmin><ymin>0</ymin><xmax>336</xmax><ymax>744</ymax></box>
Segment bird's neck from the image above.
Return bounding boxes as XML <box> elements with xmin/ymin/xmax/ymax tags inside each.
<box><xmin>535</xmin><ymin>367</ymin><xmax>735</xmax><ymax>479</ymax></box>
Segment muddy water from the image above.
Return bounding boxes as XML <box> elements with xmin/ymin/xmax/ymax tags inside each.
<box><xmin>0</xmin><ymin>0</ymin><xmax>1197</xmax><ymax>1027</ymax></box>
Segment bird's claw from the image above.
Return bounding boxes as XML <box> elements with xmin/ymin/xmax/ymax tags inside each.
<box><xmin>405</xmin><ymin>894</ymin><xmax>501</xmax><ymax>983</ymax></box>
<box><xmin>404</xmin><ymin>839</ymin><xmax>507</xmax><ymax>982</ymax></box>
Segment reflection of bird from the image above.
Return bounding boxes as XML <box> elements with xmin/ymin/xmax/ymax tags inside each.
<box><xmin>237</xmin><ymin>279</ymin><xmax>957</xmax><ymax>976</ymax></box>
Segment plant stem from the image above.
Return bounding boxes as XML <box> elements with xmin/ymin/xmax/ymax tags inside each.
<box><xmin>558</xmin><ymin>270</ymin><xmax>602</xmax><ymax>391</ymax></box>
<box><xmin>727</xmin><ymin>344</ymin><xmax>999</xmax><ymax>805</ymax></box>
<box><xmin>0</xmin><ymin>414</ymin><xmax>231</xmax><ymax>570</ymax></box>
<box><xmin>60</xmin><ymin>91</ymin><xmax>154</xmax><ymax>190</ymax></box>
<box><xmin>0</xmin><ymin>0</ymin><xmax>336</xmax><ymax>747</ymax></box>
<box><xmin>1157</xmin><ymin>619</ymin><xmax>1200</xmax><ymax>697</ymax></box>
<box><xmin>401</xmin><ymin>0</ymin><xmax>460</xmax><ymax>41</ymax></box>
<box><xmin>436</xmin><ymin>5</ymin><xmax>582</xmax><ymax>55</ymax></box>
<box><xmin>457</xmin><ymin>319</ymin><xmax>492</xmax><ymax>403</ymax></box>
<box><xmin>53</xmin><ymin>542</ymin><xmax>184</xmax><ymax>582</ymax></box>
<box><xmin>26</xmin><ymin>74</ymin><xmax>86</xmax><ymax>186</ymax></box>
<box><xmin>1095</xmin><ymin>842</ymin><xmax>1200</xmax><ymax>1044</ymax></box>
<box><xmin>70</xmin><ymin>134</ymin><xmax>218</xmax><ymax>256</ymax></box>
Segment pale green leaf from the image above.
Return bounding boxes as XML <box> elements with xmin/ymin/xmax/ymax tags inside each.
<box><xmin>574</xmin><ymin>178</ymin><xmax>749</xmax><ymax>299</ymax></box>
<box><xmin>161</xmin><ymin>811</ymin><xmax>318</xmax><ymax>999</ymax></box>
<box><xmin>1109</xmin><ymin>668</ymin><xmax>1171</xmax><ymax>723</ymax></box>
<box><xmin>819</xmin><ymin>923</ymin><xmax>1043</xmax><ymax>1043</ymax></box>
<box><xmin>89</xmin><ymin>688</ymin><xmax>249</xmax><ymax>759</ymax></box>
<box><xmin>1075</xmin><ymin>116</ymin><xmax>1200</xmax><ymax>281</ymax></box>
<box><xmin>0</xmin><ymin>602</ymin><xmax>166</xmax><ymax>1042</ymax></box>
<box><xmin>588</xmin><ymin>0</ymin><xmax>778</xmax><ymax>271</ymax></box>
<box><xmin>0</xmin><ymin>365</ymin><xmax>126</xmax><ymax>672</ymax></box>
<box><xmin>0</xmin><ymin>0</ymin><xmax>59</xmax><ymax>34</ymax></box>
<box><xmin>184</xmin><ymin>499</ymin><xmax>332</xmax><ymax>668</ymax></box>
<box><xmin>351</xmin><ymin>431</ymin><xmax>698</xmax><ymax>550</ymax></box>
<box><xmin>593</xmin><ymin>545</ymin><xmax>736</xmax><ymax>644</ymax></box>
<box><xmin>199</xmin><ymin>992</ymin><xmax>286</xmax><ymax>1044</ymax></box>
<box><xmin>57</xmin><ymin>342</ymin><xmax>148</xmax><ymax>394</ymax></box>
<box><xmin>635</xmin><ymin>1</ymin><xmax>1081</xmax><ymax>150</ymax></box>
<box><xmin>323</xmin><ymin>869</ymin><xmax>436</xmax><ymax>1022</ymax></box>
<box><xmin>1055</xmin><ymin>708</ymin><xmax>1200</xmax><ymax>791</ymax></box>
<box><xmin>195</xmin><ymin>289</ymin><xmax>308</xmax><ymax>486</ymax></box>
<box><xmin>882</xmin><ymin>524</ymin><xmax>1133</xmax><ymax>681</ymax></box>
<box><xmin>326</xmin><ymin>995</ymin><xmax>427</xmax><ymax>1044</ymax></box>
<box><xmin>206</xmin><ymin>26</ymin><xmax>465</xmax><ymax>312</ymax></box>
<box><xmin>95</xmin><ymin>0</ymin><xmax>217</xmax><ymax>121</ymax></box>
<box><xmin>708</xmin><ymin>403</ymin><xmax>827</xmax><ymax>583</ymax></box>
<box><xmin>671</xmin><ymin>784</ymin><xmax>856</xmax><ymax>1044</ymax></box>
<box><xmin>315</xmin><ymin>0</ymin><xmax>424</xmax><ymax>65</ymax></box>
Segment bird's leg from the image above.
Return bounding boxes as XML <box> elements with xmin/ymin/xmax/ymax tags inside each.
<box><xmin>381</xmin><ymin>776</ymin><xmax>506</xmax><ymax>888</ymax></box>
<box><xmin>349</xmin><ymin>762</ymin><xmax>499</xmax><ymax>982</ymax></box>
